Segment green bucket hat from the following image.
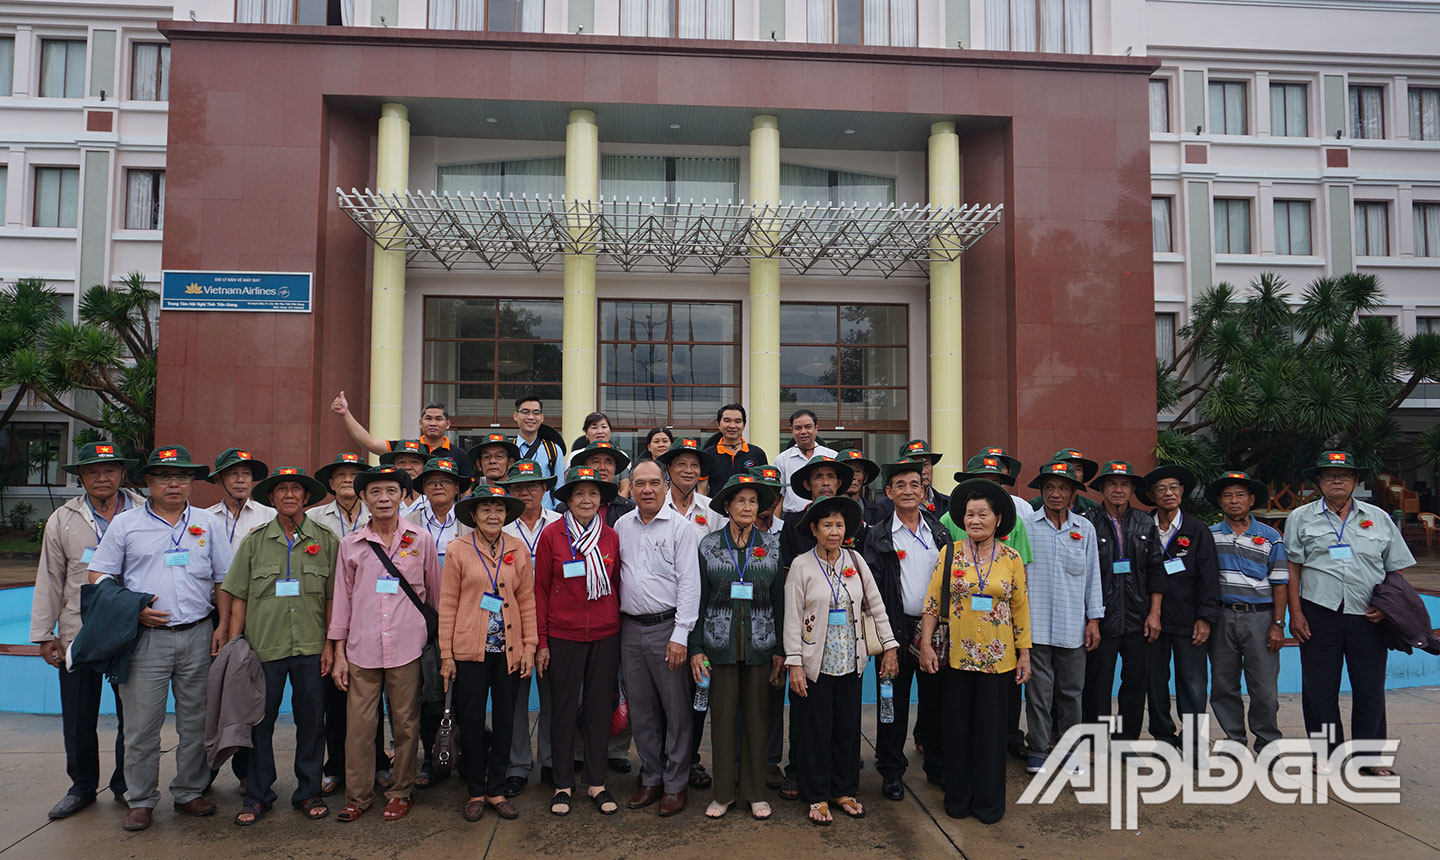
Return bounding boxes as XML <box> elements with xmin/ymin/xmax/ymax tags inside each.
<box><xmin>1051</xmin><ymin>447</ymin><xmax>1100</xmax><ymax>483</ymax></box>
<box><xmin>466</xmin><ymin>433</ymin><xmax>522</xmax><ymax>468</ymax></box>
<box><xmin>136</xmin><ymin>445</ymin><xmax>210</xmax><ymax>480</ymax></box>
<box><xmin>572</xmin><ymin>440</ymin><xmax>632</xmax><ymax>474</ymax></box>
<box><xmin>797</xmin><ymin>495</ymin><xmax>865</xmax><ymax>544</ymax></box>
<box><xmin>657</xmin><ymin>437</ymin><xmax>715</xmax><ymax>475</ymax></box>
<box><xmin>416</xmin><ymin>456</ymin><xmax>474</xmax><ymax>496</ymax></box>
<box><xmin>314</xmin><ymin>452</ymin><xmax>367</xmax><ymax>491</ymax></box>
<box><xmin>61</xmin><ymin>441</ymin><xmax>136</xmax><ymax>475</ymax></box>
<box><xmin>1302</xmin><ymin>450</ymin><xmax>1366</xmax><ymax>483</ymax></box>
<box><xmin>1204</xmin><ymin>470</ymin><xmax>1269</xmax><ymax>509</ymax></box>
<box><xmin>948</xmin><ymin>478</ymin><xmax>1018</xmax><ymax>541</ymax></box>
<box><xmin>1088</xmin><ymin>460</ymin><xmax>1145</xmax><ymax>493</ymax></box>
<box><xmin>879</xmin><ymin>457</ymin><xmax>926</xmax><ymax>484</ymax></box>
<box><xmin>1027</xmin><ymin>460</ymin><xmax>1087</xmax><ymax>491</ymax></box>
<box><xmin>455</xmin><ymin>485</ymin><xmax>525</xmax><ymax>528</ymax></box>
<box><xmin>747</xmin><ymin>465</ymin><xmax>784</xmax><ymax>488</ymax></box>
<box><xmin>252</xmin><ymin>467</ymin><xmax>328</xmax><ymax>508</ymax></box>
<box><xmin>954</xmin><ymin>454</ymin><xmax>1016</xmax><ymax>487</ymax></box>
<box><xmin>496</xmin><ymin>459</ymin><xmax>558</xmax><ymax>488</ymax></box>
<box><xmin>790</xmin><ymin>455</ymin><xmax>855</xmax><ymax>502</ymax></box>
<box><xmin>553</xmin><ymin>464</ymin><xmax>619</xmax><ymax>505</ymax></box>
<box><xmin>899</xmin><ymin>439</ymin><xmax>943</xmax><ymax>464</ymax></box>
<box><xmin>207</xmin><ymin>447</ymin><xmax>269</xmax><ymax>482</ymax></box>
<box><xmin>709</xmin><ymin>473</ymin><xmax>778</xmax><ymax>516</ymax></box>
<box><xmin>353</xmin><ymin>465</ymin><xmax>414</xmax><ymax>496</ymax></box>
<box><xmin>834</xmin><ymin>449</ymin><xmax>880</xmax><ymax>486</ymax></box>
<box><xmin>1143</xmin><ymin>465</ymin><xmax>1197</xmax><ymax>498</ymax></box>
<box><xmin>380</xmin><ymin>440</ymin><xmax>428</xmax><ymax>467</ymax></box>
<box><xmin>975</xmin><ymin>445</ymin><xmax>1022</xmax><ymax>477</ymax></box>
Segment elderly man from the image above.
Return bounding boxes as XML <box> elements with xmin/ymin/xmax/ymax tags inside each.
<box><xmin>332</xmin><ymin>394</ymin><xmax>472</xmax><ymax>480</ymax></box>
<box><xmin>223</xmin><ymin>467</ymin><xmax>338</xmax><ymax>825</ymax></box>
<box><xmin>309</xmin><ymin>453</ymin><xmax>371</xmax><ymax>540</ymax></box>
<box><xmin>703</xmin><ymin>403</ymin><xmax>769</xmax><ymax>491</ymax></box>
<box><xmin>778</xmin><ymin>455</ymin><xmax>854</xmax><ymax>571</ymax></box>
<box><xmin>205</xmin><ymin>448</ymin><xmax>276</xmax><ymax>553</ymax></box>
<box><xmin>569</xmin><ymin>441</ymin><xmax>638</xmax><ymax>527</ymax></box>
<box><xmin>775</xmin><ymin>410</ymin><xmax>837</xmax><ymax>514</ymax></box>
<box><xmin>32</xmin><ymin>442</ymin><xmax>142</xmax><ymax>819</ymax></box>
<box><xmin>380</xmin><ymin>441</ymin><xmax>431</xmax><ymax>517</ymax></box>
<box><xmin>1029</xmin><ymin>448</ymin><xmax>1101</xmax><ymax>514</ymax></box>
<box><xmin>1081</xmin><ymin>461</ymin><xmax>1167</xmax><ymax>740</ymax></box>
<box><xmin>1142</xmin><ymin>465</ymin><xmax>1219</xmax><ymax>750</ymax></box>
<box><xmin>328</xmin><ymin>466</ymin><xmax>443</xmax><ymax>822</ymax></box>
<box><xmin>1022</xmin><ymin>461</ymin><xmax>1103</xmax><ymax>773</ymax></box>
<box><xmin>1206</xmin><ymin>471</ymin><xmax>1289</xmax><ymax>752</ymax></box>
<box><xmin>87</xmin><ymin>446</ymin><xmax>235</xmax><ymax>832</ymax></box>
<box><xmin>835</xmin><ymin>449</ymin><xmax>883</xmax><ymax>525</ymax></box>
<box><xmin>1285</xmin><ymin>451</ymin><xmax>1414</xmax><ymax>766</ymax></box>
<box><xmin>861</xmin><ymin>458</ymin><xmax>952</xmax><ymax>799</ymax></box>
<box><xmin>467</xmin><ymin>433</ymin><xmax>520</xmax><ymax>486</ymax></box>
<box><xmin>616</xmin><ymin>459</ymin><xmax>701</xmax><ymax>816</ymax></box>
<box><xmin>497</xmin><ymin>460</ymin><xmax>563</xmax><ymax>794</ymax></box>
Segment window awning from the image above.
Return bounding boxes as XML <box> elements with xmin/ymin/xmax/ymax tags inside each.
<box><xmin>336</xmin><ymin>189</ymin><xmax>1003</xmax><ymax>277</ymax></box>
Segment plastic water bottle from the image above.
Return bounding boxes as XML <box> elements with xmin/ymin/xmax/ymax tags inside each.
<box><xmin>879</xmin><ymin>680</ymin><xmax>895</xmax><ymax>724</ymax></box>
<box><xmin>693</xmin><ymin>661</ymin><xmax>711</xmax><ymax>712</ymax></box>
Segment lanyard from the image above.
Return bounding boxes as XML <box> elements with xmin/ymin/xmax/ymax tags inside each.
<box><xmin>515</xmin><ymin>518</ymin><xmax>543</xmax><ymax>559</ymax></box>
<box><xmin>900</xmin><ymin>520</ymin><xmax>931</xmax><ymax>552</ymax></box>
<box><xmin>337</xmin><ymin>500</ymin><xmax>361</xmax><ymax>536</ymax></box>
<box><xmin>86</xmin><ymin>493</ymin><xmax>125</xmax><ymax>543</ymax></box>
<box><xmin>1161</xmin><ymin>510</ymin><xmax>1183</xmax><ymax>558</ymax></box>
<box><xmin>1107</xmin><ymin>513</ymin><xmax>1128</xmax><ymax>561</ymax></box>
<box><xmin>564</xmin><ymin>517</ymin><xmax>588</xmax><ymax>561</ymax></box>
<box><xmin>966</xmin><ymin>538</ymin><xmax>998</xmax><ymax>594</ymax></box>
<box><xmin>813</xmin><ymin>549</ymin><xmax>845</xmax><ymax>610</ymax></box>
<box><xmin>425</xmin><ymin>509</ymin><xmax>453</xmax><ymax>553</ymax></box>
<box><xmin>471</xmin><ymin>533</ymin><xmax>502</xmax><ymax>593</ymax></box>
<box><xmin>284</xmin><ymin>528</ymin><xmax>299</xmax><ymax>580</ymax></box>
<box><xmin>146</xmin><ymin>503</ymin><xmax>189</xmax><ymax>552</ymax></box>
<box><xmin>222</xmin><ymin>501</ymin><xmax>244</xmax><ymax>544</ymax></box>
<box><xmin>1321</xmin><ymin>502</ymin><xmax>1351</xmax><ymax>545</ymax></box>
<box><xmin>724</xmin><ymin>525</ymin><xmax>755</xmax><ymax>583</ymax></box>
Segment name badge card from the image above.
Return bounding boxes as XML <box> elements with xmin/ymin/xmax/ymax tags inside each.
<box><xmin>275</xmin><ymin>579</ymin><xmax>301</xmax><ymax>597</ymax></box>
<box><xmin>1164</xmin><ymin>558</ymin><xmax>1186</xmax><ymax>575</ymax></box>
<box><xmin>1329</xmin><ymin>544</ymin><xmax>1353</xmax><ymax>560</ymax></box>
<box><xmin>81</xmin><ymin>547</ymin><xmax>97</xmax><ymax>564</ymax></box>
<box><xmin>480</xmin><ymin>593</ymin><xmax>504</xmax><ymax>613</ymax></box>
<box><xmin>970</xmin><ymin>595</ymin><xmax>994</xmax><ymax>612</ymax></box>
<box><xmin>563</xmin><ymin>560</ymin><xmax>587</xmax><ymax>579</ymax></box>
<box><xmin>828</xmin><ymin>609</ymin><xmax>849</xmax><ymax>626</ymax></box>
<box><xmin>376</xmin><ymin>577</ymin><xmax>400</xmax><ymax>594</ymax></box>
<box><xmin>164</xmin><ymin>549</ymin><xmax>190</xmax><ymax>567</ymax></box>
<box><xmin>730</xmin><ymin>581</ymin><xmax>754</xmax><ymax>600</ymax></box>
<box><xmin>1113</xmin><ymin>559</ymin><xmax>1132</xmax><ymax>573</ymax></box>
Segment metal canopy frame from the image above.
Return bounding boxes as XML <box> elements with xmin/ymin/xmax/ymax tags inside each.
<box><xmin>336</xmin><ymin>188</ymin><xmax>1003</xmax><ymax>277</ymax></box>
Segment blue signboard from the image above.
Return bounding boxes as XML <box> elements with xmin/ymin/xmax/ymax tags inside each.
<box><xmin>160</xmin><ymin>271</ymin><xmax>312</xmax><ymax>313</ymax></box>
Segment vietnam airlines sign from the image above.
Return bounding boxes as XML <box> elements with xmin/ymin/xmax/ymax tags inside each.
<box><xmin>161</xmin><ymin>271</ymin><xmax>312</xmax><ymax>312</ymax></box>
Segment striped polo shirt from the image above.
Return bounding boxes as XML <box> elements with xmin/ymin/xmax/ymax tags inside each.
<box><xmin>1209</xmin><ymin>517</ymin><xmax>1288</xmax><ymax>604</ymax></box>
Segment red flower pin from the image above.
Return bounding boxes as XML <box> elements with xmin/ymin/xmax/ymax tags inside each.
<box><xmin>926</xmin><ymin>502</ymin><xmax>936</xmax><ymax>512</ymax></box>
<box><xmin>843</xmin><ymin>538</ymin><xmax>856</xmax><ymax>548</ymax></box>
<box><xmin>695</xmin><ymin>515</ymin><xmax>708</xmax><ymax>526</ymax></box>
<box><xmin>188</xmin><ymin>525</ymin><xmax>205</xmax><ymax>536</ymax></box>
<box><xmin>304</xmin><ymin>543</ymin><xmax>320</xmax><ymax>556</ymax></box>
<box><xmin>400</xmin><ymin>533</ymin><xmax>414</xmax><ymax>548</ymax></box>
<box><xmin>896</xmin><ymin>549</ymin><xmax>908</xmax><ymax>560</ymax></box>
<box><xmin>752</xmin><ymin>546</ymin><xmax>767</xmax><ymax>558</ymax></box>
<box><xmin>1360</xmin><ymin>519</ymin><xmax>1374</xmax><ymax>529</ymax></box>
<box><xmin>1177</xmin><ymin>536</ymin><xmax>1190</xmax><ymax>548</ymax></box>
<box><xmin>841</xmin><ymin>566</ymin><xmax>857</xmax><ymax>577</ymax></box>
<box><xmin>999</xmin><ymin>533</ymin><xmax>1010</xmax><ymax>542</ymax></box>
<box><xmin>1069</xmin><ymin>531</ymin><xmax>1083</xmax><ymax>541</ymax></box>
<box><xmin>1252</xmin><ymin>535</ymin><xmax>1266</xmax><ymax>546</ymax></box>
<box><xmin>503</xmin><ymin>551</ymin><xmax>516</xmax><ymax>564</ymax></box>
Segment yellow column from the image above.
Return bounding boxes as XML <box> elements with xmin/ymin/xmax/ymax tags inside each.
<box><xmin>368</xmin><ymin>103</ymin><xmax>410</xmax><ymax>462</ymax></box>
<box><xmin>562</xmin><ymin>109</ymin><xmax>599</xmax><ymax>447</ymax></box>
<box><xmin>748</xmin><ymin>115</ymin><xmax>781</xmax><ymax>459</ymax></box>
<box><xmin>928</xmin><ymin>121</ymin><xmax>963</xmax><ymax>493</ymax></box>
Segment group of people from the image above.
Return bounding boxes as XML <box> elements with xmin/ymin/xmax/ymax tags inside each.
<box><xmin>29</xmin><ymin>394</ymin><xmax>1417</xmax><ymax>832</ymax></box>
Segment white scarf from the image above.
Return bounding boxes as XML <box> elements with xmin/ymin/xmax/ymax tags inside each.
<box><xmin>564</xmin><ymin>510</ymin><xmax>611</xmax><ymax>601</ymax></box>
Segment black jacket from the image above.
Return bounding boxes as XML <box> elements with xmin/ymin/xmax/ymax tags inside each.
<box><xmin>1371</xmin><ymin>571</ymin><xmax>1440</xmax><ymax>655</ymax></box>
<box><xmin>69</xmin><ymin>577</ymin><xmax>155</xmax><ymax>684</ymax></box>
<box><xmin>702</xmin><ymin>442</ymin><xmax>768</xmax><ymax>491</ymax></box>
<box><xmin>1083</xmin><ymin>506</ymin><xmax>1168</xmax><ymax>638</ymax></box>
<box><xmin>1153</xmin><ymin>511</ymin><xmax>1220</xmax><ymax>634</ymax></box>
<box><xmin>873</xmin><ymin>491</ymin><xmax>946</xmax><ymax>529</ymax></box>
<box><xmin>860</xmin><ymin>512</ymin><xmax>953</xmax><ymax>626</ymax></box>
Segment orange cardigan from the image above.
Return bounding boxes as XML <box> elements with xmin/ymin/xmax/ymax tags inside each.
<box><xmin>437</xmin><ymin>531</ymin><xmax>537</xmax><ymax>672</ymax></box>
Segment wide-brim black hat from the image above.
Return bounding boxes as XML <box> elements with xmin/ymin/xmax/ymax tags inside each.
<box><xmin>834</xmin><ymin>450</ymin><xmax>880</xmax><ymax>486</ymax></box>
<box><xmin>796</xmin><ymin>495</ymin><xmax>864</xmax><ymax>544</ymax></box>
<box><xmin>948</xmin><ymin>478</ymin><xmax>1017</xmax><ymax>541</ymax></box>
<box><xmin>573</xmin><ymin>441</ymin><xmax>632</xmax><ymax>473</ymax></box>
<box><xmin>879</xmin><ymin>457</ymin><xmax>926</xmax><ymax>484</ymax></box>
<box><xmin>1143</xmin><ymin>465</ymin><xmax>1196</xmax><ymax>500</ymax></box>
<box><xmin>252</xmin><ymin>468</ymin><xmax>328</xmax><ymax>508</ymax></box>
<box><xmin>353</xmin><ymin>466</ymin><xmax>414</xmax><ymax>496</ymax></box>
<box><xmin>709</xmin><ymin>474</ymin><xmax>778</xmax><ymax>515</ymax></box>
<box><xmin>314</xmin><ymin>453</ymin><xmax>368</xmax><ymax>492</ymax></box>
<box><xmin>455</xmin><ymin>486</ymin><xmax>525</xmax><ymax>528</ymax></box>
<box><xmin>553</xmin><ymin>465</ymin><xmax>619</xmax><ymax>505</ymax></box>
<box><xmin>1204</xmin><ymin>471</ymin><xmax>1270</xmax><ymax>509</ymax></box>
<box><xmin>790</xmin><ymin>456</ymin><xmax>855</xmax><ymax>501</ymax></box>
<box><xmin>538</xmin><ymin>423</ymin><xmax>568</xmax><ymax>451</ymax></box>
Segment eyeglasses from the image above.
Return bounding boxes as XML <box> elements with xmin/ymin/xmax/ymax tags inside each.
<box><xmin>149</xmin><ymin>473</ymin><xmax>193</xmax><ymax>485</ymax></box>
<box><xmin>516</xmin><ymin>409</ymin><xmax>543</xmax><ymax>417</ymax></box>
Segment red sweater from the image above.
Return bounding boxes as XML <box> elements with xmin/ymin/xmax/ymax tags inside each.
<box><xmin>534</xmin><ymin>517</ymin><xmax>621</xmax><ymax>649</ymax></box>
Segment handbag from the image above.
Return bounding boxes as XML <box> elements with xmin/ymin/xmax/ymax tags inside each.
<box><xmin>366</xmin><ymin>541</ymin><xmax>444</xmax><ymax>704</ymax></box>
<box><xmin>433</xmin><ymin>686</ymin><xmax>460</xmax><ymax>769</ymax></box>
<box><xmin>850</xmin><ymin>550</ymin><xmax>885</xmax><ymax>657</ymax></box>
<box><xmin>907</xmin><ymin>540</ymin><xmax>955</xmax><ymax>663</ymax></box>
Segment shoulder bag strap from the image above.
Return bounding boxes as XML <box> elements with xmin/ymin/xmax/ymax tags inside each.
<box><xmin>940</xmin><ymin>540</ymin><xmax>955</xmax><ymax>617</ymax></box>
<box><xmin>366</xmin><ymin>540</ymin><xmax>428</xmax><ymax>620</ymax></box>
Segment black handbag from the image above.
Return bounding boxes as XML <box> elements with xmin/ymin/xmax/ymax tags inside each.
<box><xmin>433</xmin><ymin>687</ymin><xmax>460</xmax><ymax>769</ymax></box>
<box><xmin>366</xmin><ymin>541</ymin><xmax>444</xmax><ymax>704</ymax></box>
<box><xmin>908</xmin><ymin>540</ymin><xmax>954</xmax><ymax>663</ymax></box>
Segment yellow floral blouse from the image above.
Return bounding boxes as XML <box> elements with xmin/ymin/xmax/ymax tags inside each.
<box><xmin>922</xmin><ymin>540</ymin><xmax>1031</xmax><ymax>673</ymax></box>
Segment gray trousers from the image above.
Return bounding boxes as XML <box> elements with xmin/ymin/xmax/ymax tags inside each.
<box><xmin>1025</xmin><ymin>643</ymin><xmax>1086</xmax><ymax>757</ymax></box>
<box><xmin>620</xmin><ymin>617</ymin><xmax>693</xmax><ymax>794</ymax></box>
<box><xmin>119</xmin><ymin>624</ymin><xmax>212</xmax><ymax>808</ymax></box>
<box><xmin>509</xmin><ymin>670</ymin><xmax>629</xmax><ymax>779</ymax></box>
<box><xmin>1209</xmin><ymin>606</ymin><xmax>1282</xmax><ymax>750</ymax></box>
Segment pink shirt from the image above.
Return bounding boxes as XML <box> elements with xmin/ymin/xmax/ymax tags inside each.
<box><xmin>328</xmin><ymin>520</ymin><xmax>441</xmax><ymax>670</ymax></box>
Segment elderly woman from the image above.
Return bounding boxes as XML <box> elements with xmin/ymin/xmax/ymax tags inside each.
<box><xmin>534</xmin><ymin>466</ymin><xmax>623</xmax><ymax>816</ymax></box>
<box><xmin>784</xmin><ymin>495</ymin><xmax>899</xmax><ymax>826</ymax></box>
<box><xmin>919</xmin><ymin>479</ymin><xmax>1031</xmax><ymax>824</ymax></box>
<box><xmin>691</xmin><ymin>475</ymin><xmax>785</xmax><ymax>820</ymax></box>
<box><xmin>439</xmin><ymin>486</ymin><xmax>536</xmax><ymax>823</ymax></box>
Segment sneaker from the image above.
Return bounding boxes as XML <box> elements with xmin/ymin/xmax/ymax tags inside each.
<box><xmin>1025</xmin><ymin>755</ymin><xmax>1047</xmax><ymax>775</ymax></box>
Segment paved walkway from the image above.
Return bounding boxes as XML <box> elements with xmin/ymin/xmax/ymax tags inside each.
<box><xmin>0</xmin><ymin>689</ymin><xmax>1436</xmax><ymax>860</ymax></box>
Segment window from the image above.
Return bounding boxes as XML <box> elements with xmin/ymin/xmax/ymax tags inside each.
<box><xmin>1349</xmin><ymin>85</ymin><xmax>1384</xmax><ymax>139</ymax></box>
<box><xmin>1208</xmin><ymin>81</ymin><xmax>1247</xmax><ymax>134</ymax></box>
<box><xmin>1152</xmin><ymin>197</ymin><xmax>1173</xmax><ymax>253</ymax></box>
<box><xmin>1417</xmin><ymin>317</ymin><xmax>1440</xmax><ymax>335</ymax></box>
<box><xmin>0</xmin><ymin>167</ymin><xmax>6</xmax><ymax>223</ymax></box>
<box><xmin>1156</xmin><ymin>313</ymin><xmax>1176</xmax><ymax>366</ymax></box>
<box><xmin>0</xmin><ymin>37</ymin><xmax>14</xmax><ymax>96</ymax></box>
<box><xmin>601</xmin><ymin>156</ymin><xmax>740</xmax><ymax>203</ymax></box>
<box><xmin>130</xmin><ymin>43</ymin><xmax>169</xmax><ymax>101</ymax></box>
<box><xmin>438</xmin><ymin>157</ymin><xmax>565</xmax><ymax>198</ymax></box>
<box><xmin>621</xmin><ymin>0</ymin><xmax>734</xmax><ymax>38</ymax></box>
<box><xmin>807</xmin><ymin>0</ymin><xmax>863</xmax><ymax>44</ymax></box>
<box><xmin>781</xmin><ymin>164</ymin><xmax>895</xmax><ymax>207</ymax></box>
<box><xmin>423</xmin><ymin>298</ymin><xmax>563</xmax><ymax>426</ymax></box>
<box><xmin>599</xmin><ymin>301</ymin><xmax>741</xmax><ymax>428</ymax></box>
<box><xmin>1149</xmin><ymin>79</ymin><xmax>1170</xmax><ymax>133</ymax></box>
<box><xmin>1354</xmin><ymin>201</ymin><xmax>1389</xmax><ymax>256</ymax></box>
<box><xmin>1416</xmin><ymin>202</ymin><xmax>1440</xmax><ymax>257</ymax></box>
<box><xmin>486</xmin><ymin>0</ymin><xmax>546</xmax><ymax>30</ymax></box>
<box><xmin>0</xmin><ymin>422</ymin><xmax>66</xmax><ymax>486</ymax></box>
<box><xmin>1411</xmin><ymin>88</ymin><xmax>1440</xmax><ymax>142</ymax></box>
<box><xmin>983</xmin><ymin>0</ymin><xmax>1090</xmax><ymax>52</ymax></box>
<box><xmin>39</xmin><ymin>40</ymin><xmax>86</xmax><ymax>98</ymax></box>
<box><xmin>33</xmin><ymin>167</ymin><xmax>79</xmax><ymax>228</ymax></box>
<box><xmin>1213</xmin><ymin>198</ymin><xmax>1251</xmax><ymax>254</ymax></box>
<box><xmin>236</xmin><ymin>0</ymin><xmax>296</xmax><ymax>23</ymax></box>
<box><xmin>428</xmin><ymin>0</ymin><xmax>485</xmax><ymax>28</ymax></box>
<box><xmin>125</xmin><ymin>170</ymin><xmax>165</xmax><ymax>230</ymax></box>
<box><xmin>780</xmin><ymin>303</ymin><xmax>908</xmax><ymax>437</ymax></box>
<box><xmin>1274</xmin><ymin>200</ymin><xmax>1311</xmax><ymax>255</ymax></box>
<box><xmin>1269</xmin><ymin>83</ymin><xmax>1308</xmax><ymax>137</ymax></box>
<box><xmin>860</xmin><ymin>0</ymin><xmax>918</xmax><ymax>46</ymax></box>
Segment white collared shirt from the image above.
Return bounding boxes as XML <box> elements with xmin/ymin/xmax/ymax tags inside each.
<box><xmin>663</xmin><ymin>488</ymin><xmax>725</xmax><ymax>539</ymax></box>
<box><xmin>891</xmin><ymin>513</ymin><xmax>941</xmax><ymax>616</ymax></box>
<box><xmin>308</xmin><ymin>498</ymin><xmax>370</xmax><ymax>539</ymax></box>
<box><xmin>504</xmin><ymin>508</ymin><xmax>562</xmax><ymax>565</ymax></box>
<box><xmin>204</xmin><ymin>497</ymin><xmax>277</xmax><ymax>554</ymax></box>
<box><xmin>614</xmin><ymin>505</ymin><xmax>701</xmax><ymax>645</ymax></box>
<box><xmin>404</xmin><ymin>505</ymin><xmax>472</xmax><ymax>562</ymax></box>
<box><xmin>775</xmin><ymin>443</ymin><xmax>838</xmax><ymax>513</ymax></box>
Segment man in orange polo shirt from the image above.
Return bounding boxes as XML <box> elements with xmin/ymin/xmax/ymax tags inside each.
<box><xmin>330</xmin><ymin>393</ymin><xmax>472</xmax><ymax>479</ymax></box>
<box><xmin>702</xmin><ymin>403</ymin><xmax>768</xmax><ymax>491</ymax></box>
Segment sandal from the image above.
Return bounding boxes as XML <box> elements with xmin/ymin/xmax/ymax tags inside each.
<box><xmin>750</xmin><ymin>801</ymin><xmax>773</xmax><ymax>820</ymax></box>
<box><xmin>299</xmin><ymin>797</ymin><xmax>329</xmax><ymax>820</ymax></box>
<box><xmin>381</xmin><ymin>796</ymin><xmax>412</xmax><ymax>821</ymax></box>
<box><xmin>831</xmin><ymin>796</ymin><xmax>865</xmax><ymax>818</ymax></box>
<box><xmin>550</xmin><ymin>790</ymin><xmax>571</xmax><ymax>816</ymax></box>
<box><xmin>779</xmin><ymin>773</ymin><xmax>799</xmax><ymax>801</ymax></box>
<box><xmin>689</xmin><ymin>763</ymin><xmax>713</xmax><ymax>789</ymax></box>
<box><xmin>463</xmin><ymin>799</ymin><xmax>486</xmax><ymax>822</ymax></box>
<box><xmin>320</xmin><ymin>777</ymin><xmax>340</xmax><ymax>797</ymax></box>
<box><xmin>234</xmin><ymin>803</ymin><xmax>266</xmax><ymax>827</ymax></box>
<box><xmin>705</xmin><ymin>800</ymin><xmax>733</xmax><ymax>819</ymax></box>
<box><xmin>807</xmin><ymin>801</ymin><xmax>832</xmax><ymax>826</ymax></box>
<box><xmin>336</xmin><ymin>804</ymin><xmax>369</xmax><ymax>823</ymax></box>
<box><xmin>589</xmin><ymin>788</ymin><xmax>619</xmax><ymax>815</ymax></box>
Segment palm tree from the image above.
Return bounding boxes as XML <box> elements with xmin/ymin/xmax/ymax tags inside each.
<box><xmin>0</xmin><ymin>279</ymin><xmax>66</xmax><ymax>433</ymax></box>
